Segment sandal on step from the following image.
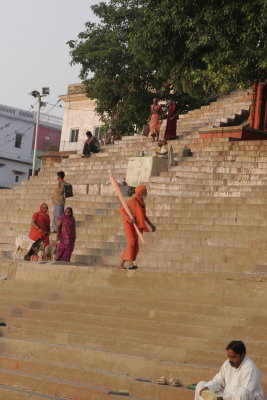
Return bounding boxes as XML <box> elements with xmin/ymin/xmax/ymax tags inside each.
<box><xmin>167</xmin><ymin>378</ymin><xmax>183</xmax><ymax>387</ymax></box>
<box><xmin>157</xmin><ymin>376</ymin><xmax>167</xmax><ymax>385</ymax></box>
<box><xmin>128</xmin><ymin>265</ymin><xmax>138</xmax><ymax>270</ymax></box>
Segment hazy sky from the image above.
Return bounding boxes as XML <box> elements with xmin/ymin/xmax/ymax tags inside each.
<box><xmin>0</xmin><ymin>0</ymin><xmax>99</xmax><ymax>117</ymax></box>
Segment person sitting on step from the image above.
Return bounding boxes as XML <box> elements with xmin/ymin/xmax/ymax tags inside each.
<box><xmin>155</xmin><ymin>139</ymin><xmax>168</xmax><ymax>158</ymax></box>
<box><xmin>82</xmin><ymin>131</ymin><xmax>100</xmax><ymax>158</ymax></box>
<box><xmin>195</xmin><ymin>341</ymin><xmax>264</xmax><ymax>400</ymax></box>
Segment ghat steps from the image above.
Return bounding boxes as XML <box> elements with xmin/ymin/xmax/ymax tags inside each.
<box><xmin>2</xmin><ymin>135</ymin><xmax>267</xmax><ymax>272</ymax></box>
<box><xmin>159</xmin><ymin>90</ymin><xmax>251</xmax><ymax>139</ymax></box>
<box><xmin>1</xmin><ymin>89</ymin><xmax>266</xmax><ymax>399</ymax></box>
<box><xmin>0</xmin><ymin>266</ymin><xmax>267</xmax><ymax>399</ymax></box>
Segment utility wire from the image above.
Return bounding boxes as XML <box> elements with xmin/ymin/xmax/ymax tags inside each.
<box><xmin>46</xmin><ymin>102</ymin><xmax>96</xmax><ymax>112</ymax></box>
<box><xmin>0</xmin><ymin>100</ymin><xmax>62</xmax><ymax>147</ymax></box>
<box><xmin>0</xmin><ymin>101</ymin><xmax>38</xmax><ymax>131</ymax></box>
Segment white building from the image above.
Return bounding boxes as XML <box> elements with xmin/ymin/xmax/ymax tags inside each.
<box><xmin>0</xmin><ymin>104</ymin><xmax>62</xmax><ymax>188</ymax></box>
<box><xmin>59</xmin><ymin>83</ymin><xmax>103</xmax><ymax>152</ymax></box>
<box><xmin>0</xmin><ymin>104</ymin><xmax>35</xmax><ymax>188</ymax></box>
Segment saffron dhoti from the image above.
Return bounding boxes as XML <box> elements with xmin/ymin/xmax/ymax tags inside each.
<box><xmin>119</xmin><ymin>186</ymin><xmax>149</xmax><ymax>262</ymax></box>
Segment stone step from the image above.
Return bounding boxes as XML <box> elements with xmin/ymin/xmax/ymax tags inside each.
<box><xmin>1</xmin><ymin>271</ymin><xmax>266</xmax><ymax>301</ymax></box>
<box><xmin>150</xmin><ymin>176</ymin><xmax>267</xmax><ymax>187</ymax></box>
<box><xmin>0</xmin><ymin>322</ymin><xmax>267</xmax><ymax>394</ymax></box>
<box><xmin>166</xmin><ymin>165</ymin><xmax>267</xmax><ymax>175</ymax></box>
<box><xmin>2</xmin><ymin>279</ymin><xmax>267</xmax><ymax>318</ymax></box>
<box><xmin>0</xmin><ymin>282</ymin><xmax>264</xmax><ymax>316</ymax></box>
<box><xmin>1</xmin><ymin>204</ymin><xmax>267</xmax><ymax>231</ymax></box>
<box><xmin>178</xmin><ymin>159</ymin><xmax>267</xmax><ymax>168</ymax></box>
<box><xmin>3</xmin><ymin>285</ymin><xmax>267</xmax><ymax>327</ymax></box>
<box><xmin>147</xmin><ymin>183</ymin><xmax>267</xmax><ymax>193</ymax></box>
<box><xmin>2</xmin><ymin>288</ymin><xmax>267</xmax><ymax>344</ymax></box>
<box><xmin>0</xmin><ymin>385</ymin><xmax>71</xmax><ymax>400</ymax></box>
<box><xmin>4</xmin><ymin>208</ymin><xmax>267</xmax><ymax>231</ymax></box>
<box><xmin>177</xmin><ymin>111</ymin><xmax>249</xmax><ymax>127</ymax></box>
<box><xmin>6</xmin><ymin>263</ymin><xmax>267</xmax><ymax>303</ymax></box>
<box><xmin>3</xmin><ymin>325</ymin><xmax>267</xmax><ymax>385</ymax></box>
<box><xmin>0</xmin><ymin>337</ymin><xmax>212</xmax><ymax>397</ymax></box>
<box><xmin>4</xmin><ymin>321</ymin><xmax>262</xmax><ymax>363</ymax></box>
<box><xmin>181</xmin><ymin>102</ymin><xmax>250</xmax><ymax>115</ymax></box>
<box><xmin>0</xmin><ymin>357</ymin><xmax>193</xmax><ymax>400</ymax></box>
<box><xmin>160</xmin><ymin>170</ymin><xmax>266</xmax><ymax>180</ymax></box>
<box><xmin>0</xmin><ymin>368</ymin><xmax>145</xmax><ymax>400</ymax></box>
<box><xmin>8</xmin><ymin>250</ymin><xmax>265</xmax><ymax>275</ymax></box>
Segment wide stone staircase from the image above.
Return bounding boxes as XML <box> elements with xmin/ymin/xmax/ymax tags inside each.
<box><xmin>1</xmin><ymin>266</ymin><xmax>267</xmax><ymax>399</ymax></box>
<box><xmin>159</xmin><ymin>89</ymin><xmax>252</xmax><ymax>140</ymax></box>
<box><xmin>1</xmin><ymin>89</ymin><xmax>267</xmax><ymax>399</ymax></box>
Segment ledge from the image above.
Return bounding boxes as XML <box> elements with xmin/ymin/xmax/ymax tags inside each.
<box><xmin>199</xmin><ymin>125</ymin><xmax>267</xmax><ymax>140</ymax></box>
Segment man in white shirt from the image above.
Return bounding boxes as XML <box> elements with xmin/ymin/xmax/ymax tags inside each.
<box><xmin>195</xmin><ymin>341</ymin><xmax>264</xmax><ymax>400</ymax></box>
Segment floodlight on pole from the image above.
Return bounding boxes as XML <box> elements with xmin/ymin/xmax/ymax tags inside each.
<box><xmin>29</xmin><ymin>88</ymin><xmax>49</xmax><ymax>175</ymax></box>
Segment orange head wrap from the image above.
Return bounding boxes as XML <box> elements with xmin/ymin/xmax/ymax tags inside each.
<box><xmin>135</xmin><ymin>185</ymin><xmax>147</xmax><ymax>196</ymax></box>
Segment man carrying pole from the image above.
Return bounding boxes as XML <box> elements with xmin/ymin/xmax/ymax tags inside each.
<box><xmin>117</xmin><ymin>184</ymin><xmax>156</xmax><ymax>269</ymax></box>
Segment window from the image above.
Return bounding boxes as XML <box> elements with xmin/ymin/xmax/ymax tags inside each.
<box><xmin>44</xmin><ymin>136</ymin><xmax>51</xmax><ymax>151</ymax></box>
<box><xmin>15</xmin><ymin>134</ymin><xmax>23</xmax><ymax>148</ymax></box>
<box><xmin>70</xmin><ymin>129</ymin><xmax>79</xmax><ymax>142</ymax></box>
<box><xmin>15</xmin><ymin>175</ymin><xmax>19</xmax><ymax>182</ymax></box>
<box><xmin>94</xmin><ymin>126</ymin><xmax>104</xmax><ymax>139</ymax></box>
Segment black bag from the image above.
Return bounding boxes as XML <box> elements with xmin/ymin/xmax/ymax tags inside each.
<box><xmin>64</xmin><ymin>184</ymin><xmax>73</xmax><ymax>198</ymax></box>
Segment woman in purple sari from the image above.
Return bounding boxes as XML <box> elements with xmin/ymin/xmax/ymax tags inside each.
<box><xmin>56</xmin><ymin>207</ymin><xmax>76</xmax><ymax>262</ymax></box>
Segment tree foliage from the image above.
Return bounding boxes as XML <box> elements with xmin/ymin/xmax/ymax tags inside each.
<box><xmin>68</xmin><ymin>0</ymin><xmax>267</xmax><ymax>135</ymax></box>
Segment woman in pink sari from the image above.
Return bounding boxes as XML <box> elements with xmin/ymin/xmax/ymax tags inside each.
<box><xmin>56</xmin><ymin>207</ymin><xmax>76</xmax><ymax>262</ymax></box>
<box><xmin>164</xmin><ymin>100</ymin><xmax>178</xmax><ymax>140</ymax></box>
<box><xmin>148</xmin><ymin>98</ymin><xmax>163</xmax><ymax>141</ymax></box>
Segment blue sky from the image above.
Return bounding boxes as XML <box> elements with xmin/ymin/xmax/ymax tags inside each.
<box><xmin>0</xmin><ymin>0</ymin><xmax>98</xmax><ymax>117</ymax></box>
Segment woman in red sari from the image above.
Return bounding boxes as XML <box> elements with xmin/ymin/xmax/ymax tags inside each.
<box><xmin>164</xmin><ymin>100</ymin><xmax>178</xmax><ymax>140</ymax></box>
<box><xmin>24</xmin><ymin>203</ymin><xmax>50</xmax><ymax>260</ymax></box>
<box><xmin>118</xmin><ymin>185</ymin><xmax>156</xmax><ymax>269</ymax></box>
<box><xmin>148</xmin><ymin>98</ymin><xmax>163</xmax><ymax>141</ymax></box>
<box><xmin>56</xmin><ymin>207</ymin><xmax>76</xmax><ymax>262</ymax></box>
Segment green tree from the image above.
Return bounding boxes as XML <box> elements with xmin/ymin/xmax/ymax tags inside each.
<box><xmin>68</xmin><ymin>0</ymin><xmax>267</xmax><ymax>135</ymax></box>
<box><xmin>68</xmin><ymin>1</ymin><xmax>165</xmax><ymax>136</ymax></box>
<box><xmin>129</xmin><ymin>0</ymin><xmax>267</xmax><ymax>95</ymax></box>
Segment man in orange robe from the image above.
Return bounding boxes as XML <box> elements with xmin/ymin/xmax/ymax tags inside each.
<box><xmin>118</xmin><ymin>185</ymin><xmax>156</xmax><ymax>269</ymax></box>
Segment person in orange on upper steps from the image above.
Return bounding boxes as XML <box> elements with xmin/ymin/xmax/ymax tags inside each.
<box><xmin>118</xmin><ymin>185</ymin><xmax>156</xmax><ymax>270</ymax></box>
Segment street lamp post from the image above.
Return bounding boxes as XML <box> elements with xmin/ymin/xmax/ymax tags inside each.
<box><xmin>29</xmin><ymin>88</ymin><xmax>49</xmax><ymax>175</ymax></box>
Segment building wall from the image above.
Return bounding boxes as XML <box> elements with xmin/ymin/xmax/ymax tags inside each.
<box><xmin>0</xmin><ymin>104</ymin><xmax>35</xmax><ymax>188</ymax></box>
<box><xmin>0</xmin><ymin>158</ymin><xmax>32</xmax><ymax>188</ymax></box>
<box><xmin>0</xmin><ymin>104</ymin><xmax>62</xmax><ymax>188</ymax></box>
<box><xmin>59</xmin><ymin>84</ymin><xmax>103</xmax><ymax>152</ymax></box>
<box><xmin>32</xmin><ymin>115</ymin><xmax>62</xmax><ymax>170</ymax></box>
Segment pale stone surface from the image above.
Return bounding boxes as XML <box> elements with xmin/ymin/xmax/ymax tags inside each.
<box><xmin>126</xmin><ymin>156</ymin><xmax>168</xmax><ymax>187</ymax></box>
<box><xmin>0</xmin><ymin>90</ymin><xmax>265</xmax><ymax>400</ymax></box>
<box><xmin>59</xmin><ymin>83</ymin><xmax>103</xmax><ymax>153</ymax></box>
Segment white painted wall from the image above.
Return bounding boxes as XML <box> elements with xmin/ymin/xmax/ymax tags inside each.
<box><xmin>0</xmin><ymin>159</ymin><xmax>31</xmax><ymax>188</ymax></box>
<box><xmin>0</xmin><ymin>104</ymin><xmax>34</xmax><ymax>188</ymax></box>
<box><xmin>59</xmin><ymin>85</ymin><xmax>103</xmax><ymax>152</ymax></box>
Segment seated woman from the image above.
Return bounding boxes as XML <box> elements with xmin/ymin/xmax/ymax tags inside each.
<box><xmin>56</xmin><ymin>207</ymin><xmax>76</xmax><ymax>262</ymax></box>
<box><xmin>156</xmin><ymin>140</ymin><xmax>168</xmax><ymax>158</ymax></box>
<box><xmin>24</xmin><ymin>203</ymin><xmax>50</xmax><ymax>261</ymax></box>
